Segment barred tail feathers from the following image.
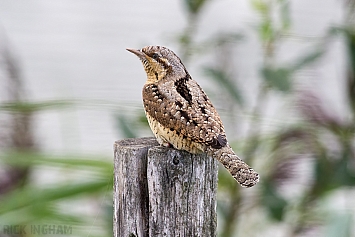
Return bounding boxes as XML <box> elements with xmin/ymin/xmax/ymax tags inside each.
<box><xmin>208</xmin><ymin>146</ymin><xmax>259</xmax><ymax>188</ymax></box>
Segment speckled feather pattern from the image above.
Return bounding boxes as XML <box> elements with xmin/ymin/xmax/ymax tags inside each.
<box><xmin>128</xmin><ymin>45</ymin><xmax>259</xmax><ymax>187</ymax></box>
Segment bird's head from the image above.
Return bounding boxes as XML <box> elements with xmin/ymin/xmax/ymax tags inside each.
<box><xmin>127</xmin><ymin>46</ymin><xmax>186</xmax><ymax>84</ymax></box>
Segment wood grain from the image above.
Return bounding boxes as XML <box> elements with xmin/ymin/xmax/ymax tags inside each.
<box><xmin>114</xmin><ymin>137</ymin><xmax>217</xmax><ymax>237</ymax></box>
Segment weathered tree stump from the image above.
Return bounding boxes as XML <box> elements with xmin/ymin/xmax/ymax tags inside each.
<box><xmin>113</xmin><ymin>137</ymin><xmax>218</xmax><ymax>237</ymax></box>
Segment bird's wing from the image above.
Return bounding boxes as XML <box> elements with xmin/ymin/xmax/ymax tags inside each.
<box><xmin>142</xmin><ymin>76</ymin><xmax>227</xmax><ymax>149</ymax></box>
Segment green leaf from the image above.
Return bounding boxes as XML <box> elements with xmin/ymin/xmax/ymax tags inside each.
<box><xmin>313</xmin><ymin>151</ymin><xmax>355</xmax><ymax>198</ymax></box>
<box><xmin>345</xmin><ymin>29</ymin><xmax>355</xmax><ymax>112</ymax></box>
<box><xmin>250</xmin><ymin>0</ymin><xmax>270</xmax><ymax>16</ymax></box>
<box><xmin>184</xmin><ymin>0</ymin><xmax>208</xmax><ymax>15</ymax></box>
<box><xmin>1</xmin><ymin>151</ymin><xmax>112</xmax><ymax>171</ymax></box>
<box><xmin>333</xmin><ymin>151</ymin><xmax>355</xmax><ymax>186</ymax></box>
<box><xmin>313</xmin><ymin>153</ymin><xmax>335</xmax><ymax>196</ymax></box>
<box><xmin>218</xmin><ymin>165</ymin><xmax>238</xmax><ymax>191</ymax></box>
<box><xmin>0</xmin><ymin>180</ymin><xmax>111</xmax><ymax>215</ymax></box>
<box><xmin>138</xmin><ymin>112</ymin><xmax>150</xmax><ymax>127</ymax></box>
<box><xmin>0</xmin><ymin>100</ymin><xmax>73</xmax><ymax>113</ymax></box>
<box><xmin>279</xmin><ymin>0</ymin><xmax>291</xmax><ymax>31</ymax></box>
<box><xmin>260</xmin><ymin>20</ymin><xmax>274</xmax><ymax>42</ymax></box>
<box><xmin>261</xmin><ymin>67</ymin><xmax>292</xmax><ymax>92</ymax></box>
<box><xmin>0</xmin><ymin>204</ymin><xmax>85</xmax><ymax>226</ymax></box>
<box><xmin>116</xmin><ymin>114</ymin><xmax>138</xmax><ymax>138</ymax></box>
<box><xmin>291</xmin><ymin>49</ymin><xmax>324</xmax><ymax>72</ymax></box>
<box><xmin>325</xmin><ymin>27</ymin><xmax>355</xmax><ymax>113</ymax></box>
<box><xmin>204</xmin><ymin>67</ymin><xmax>244</xmax><ymax>105</ymax></box>
<box><xmin>207</xmin><ymin>32</ymin><xmax>244</xmax><ymax>47</ymax></box>
<box><xmin>262</xmin><ymin>181</ymin><xmax>287</xmax><ymax>221</ymax></box>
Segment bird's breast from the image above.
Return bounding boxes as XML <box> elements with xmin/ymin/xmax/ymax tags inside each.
<box><xmin>145</xmin><ymin>112</ymin><xmax>205</xmax><ymax>154</ymax></box>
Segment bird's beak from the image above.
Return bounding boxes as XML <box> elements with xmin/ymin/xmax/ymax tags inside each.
<box><xmin>126</xmin><ymin>48</ymin><xmax>146</xmax><ymax>60</ymax></box>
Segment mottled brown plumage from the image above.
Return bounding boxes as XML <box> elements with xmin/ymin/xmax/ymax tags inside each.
<box><xmin>127</xmin><ymin>45</ymin><xmax>259</xmax><ymax>187</ymax></box>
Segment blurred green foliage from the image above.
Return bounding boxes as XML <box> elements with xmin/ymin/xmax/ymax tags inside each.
<box><xmin>1</xmin><ymin>1</ymin><xmax>355</xmax><ymax>237</ymax></box>
<box><xmin>119</xmin><ymin>1</ymin><xmax>355</xmax><ymax>234</ymax></box>
<box><xmin>0</xmin><ymin>99</ymin><xmax>113</xmax><ymax>236</ymax></box>
<box><xmin>204</xmin><ymin>67</ymin><xmax>244</xmax><ymax>105</ymax></box>
<box><xmin>0</xmin><ymin>100</ymin><xmax>73</xmax><ymax>113</ymax></box>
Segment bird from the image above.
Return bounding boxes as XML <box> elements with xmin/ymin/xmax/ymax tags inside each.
<box><xmin>127</xmin><ymin>45</ymin><xmax>259</xmax><ymax>187</ymax></box>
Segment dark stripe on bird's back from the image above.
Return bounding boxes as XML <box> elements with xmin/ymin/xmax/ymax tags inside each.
<box><xmin>174</xmin><ymin>74</ymin><xmax>192</xmax><ymax>103</ymax></box>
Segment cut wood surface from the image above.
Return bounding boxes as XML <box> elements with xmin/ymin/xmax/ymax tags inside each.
<box><xmin>113</xmin><ymin>137</ymin><xmax>218</xmax><ymax>237</ymax></box>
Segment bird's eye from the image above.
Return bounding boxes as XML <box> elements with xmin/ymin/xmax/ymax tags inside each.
<box><xmin>152</xmin><ymin>53</ymin><xmax>160</xmax><ymax>60</ymax></box>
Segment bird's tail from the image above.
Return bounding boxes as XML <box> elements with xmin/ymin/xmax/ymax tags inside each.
<box><xmin>208</xmin><ymin>146</ymin><xmax>259</xmax><ymax>187</ymax></box>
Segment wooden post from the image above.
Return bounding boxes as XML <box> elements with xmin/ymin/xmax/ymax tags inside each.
<box><xmin>113</xmin><ymin>137</ymin><xmax>218</xmax><ymax>237</ymax></box>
